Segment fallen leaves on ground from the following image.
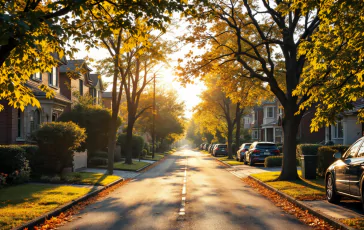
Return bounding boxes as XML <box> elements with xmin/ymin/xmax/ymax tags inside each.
<box><xmin>31</xmin><ymin>179</ymin><xmax>131</xmax><ymax>230</ymax></box>
<box><xmin>342</xmin><ymin>218</ymin><xmax>364</xmax><ymax>229</ymax></box>
<box><xmin>242</xmin><ymin>177</ymin><xmax>335</xmax><ymax>230</ymax></box>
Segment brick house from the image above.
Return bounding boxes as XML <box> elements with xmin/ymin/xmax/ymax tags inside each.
<box><xmin>246</xmin><ymin>98</ymin><xmax>325</xmax><ymax>144</ymax></box>
<box><xmin>0</xmin><ymin>59</ymin><xmax>71</xmax><ymax>144</ymax></box>
<box><xmin>59</xmin><ymin>59</ymin><xmax>93</xmax><ymax>111</ymax></box>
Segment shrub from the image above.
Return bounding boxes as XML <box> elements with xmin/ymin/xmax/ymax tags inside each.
<box><xmin>50</xmin><ymin>176</ymin><xmax>61</xmax><ymax>183</ymax></box>
<box><xmin>0</xmin><ymin>146</ymin><xmax>26</xmax><ymax>174</ymax></box>
<box><xmin>265</xmin><ymin>156</ymin><xmax>300</xmax><ymax>168</ymax></box>
<box><xmin>141</xmin><ymin>149</ymin><xmax>148</xmax><ymax>158</ymax></box>
<box><xmin>144</xmin><ymin>142</ymin><xmax>150</xmax><ymax>155</ymax></box>
<box><xmin>58</xmin><ymin>104</ymin><xmax>122</xmax><ymax>155</ymax></box>
<box><xmin>0</xmin><ymin>145</ymin><xmax>31</xmax><ymax>184</ymax></box>
<box><xmin>19</xmin><ymin>145</ymin><xmax>40</xmax><ymax>175</ymax></box>
<box><xmin>88</xmin><ymin>157</ymin><xmax>108</xmax><ymax>166</ymax></box>
<box><xmin>296</xmin><ymin>144</ymin><xmax>322</xmax><ymax>157</ymax></box>
<box><xmin>265</xmin><ymin>156</ymin><xmax>283</xmax><ymax>167</ymax></box>
<box><xmin>317</xmin><ymin>146</ymin><xmax>339</xmax><ymax>177</ymax></box>
<box><xmin>34</xmin><ymin>122</ymin><xmax>86</xmax><ymax>174</ymax></box>
<box><xmin>117</xmin><ymin>133</ymin><xmax>145</xmax><ymax>158</ymax></box>
<box><xmin>90</xmin><ymin>151</ymin><xmax>108</xmax><ymax>159</ymax></box>
<box><xmin>331</xmin><ymin>145</ymin><xmax>350</xmax><ymax>154</ymax></box>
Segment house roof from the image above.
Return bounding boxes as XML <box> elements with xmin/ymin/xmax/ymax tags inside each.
<box><xmin>342</xmin><ymin>98</ymin><xmax>364</xmax><ymax>115</ymax></box>
<box><xmin>89</xmin><ymin>74</ymin><xmax>103</xmax><ymax>91</ymax></box>
<box><xmin>26</xmin><ymin>81</ymin><xmax>72</xmax><ymax>104</ymax></box>
<box><xmin>59</xmin><ymin>59</ymin><xmax>93</xmax><ymax>73</ymax></box>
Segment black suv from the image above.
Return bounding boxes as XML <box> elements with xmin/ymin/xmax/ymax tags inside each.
<box><xmin>245</xmin><ymin>142</ymin><xmax>280</xmax><ymax>166</ymax></box>
<box><xmin>212</xmin><ymin>144</ymin><xmax>228</xmax><ymax>156</ymax></box>
<box><xmin>325</xmin><ymin>137</ymin><xmax>364</xmax><ymax>209</ymax></box>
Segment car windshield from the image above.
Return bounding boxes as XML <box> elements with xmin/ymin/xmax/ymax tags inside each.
<box><xmin>256</xmin><ymin>143</ymin><xmax>276</xmax><ymax>149</ymax></box>
<box><xmin>244</xmin><ymin>144</ymin><xmax>251</xmax><ymax>149</ymax></box>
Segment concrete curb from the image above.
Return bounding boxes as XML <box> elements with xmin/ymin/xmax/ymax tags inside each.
<box><xmin>247</xmin><ymin>175</ymin><xmax>354</xmax><ymax>230</ymax></box>
<box><xmin>15</xmin><ymin>177</ymin><xmax>124</xmax><ymax>230</ymax></box>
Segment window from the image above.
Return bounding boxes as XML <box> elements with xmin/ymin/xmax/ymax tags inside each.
<box><xmin>252</xmin><ymin>130</ymin><xmax>258</xmax><ymax>139</ymax></box>
<box><xmin>17</xmin><ymin>109</ymin><xmax>23</xmax><ymax>138</ymax></box>
<box><xmin>49</xmin><ymin>67</ymin><xmax>58</xmax><ymax>87</ymax></box>
<box><xmin>79</xmin><ymin>79</ymin><xmax>83</xmax><ymax>95</ymax></box>
<box><xmin>333</xmin><ymin>121</ymin><xmax>343</xmax><ymax>139</ymax></box>
<box><xmin>265</xmin><ymin>107</ymin><xmax>274</xmax><ymax>118</ymax></box>
<box><xmin>345</xmin><ymin>139</ymin><xmax>363</xmax><ymax>158</ymax></box>
<box><xmin>278</xmin><ymin>108</ymin><xmax>283</xmax><ymax>116</ymax></box>
<box><xmin>32</xmin><ymin>72</ymin><xmax>42</xmax><ymax>81</ymax></box>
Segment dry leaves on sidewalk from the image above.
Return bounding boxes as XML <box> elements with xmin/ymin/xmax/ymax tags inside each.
<box><xmin>242</xmin><ymin>177</ymin><xmax>335</xmax><ymax>230</ymax></box>
<box><xmin>29</xmin><ymin>179</ymin><xmax>131</xmax><ymax>230</ymax></box>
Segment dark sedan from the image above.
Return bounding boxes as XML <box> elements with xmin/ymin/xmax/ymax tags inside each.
<box><xmin>325</xmin><ymin>137</ymin><xmax>364</xmax><ymax>209</ymax></box>
<box><xmin>236</xmin><ymin>143</ymin><xmax>251</xmax><ymax>162</ymax></box>
<box><xmin>245</xmin><ymin>142</ymin><xmax>280</xmax><ymax>166</ymax></box>
<box><xmin>213</xmin><ymin>144</ymin><xmax>228</xmax><ymax>156</ymax></box>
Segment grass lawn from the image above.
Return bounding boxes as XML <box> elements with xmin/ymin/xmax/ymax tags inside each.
<box><xmin>0</xmin><ymin>184</ymin><xmax>91</xmax><ymax>230</ymax></box>
<box><xmin>143</xmin><ymin>154</ymin><xmax>165</xmax><ymax>161</ymax></box>
<box><xmin>63</xmin><ymin>172</ymin><xmax>121</xmax><ymax>186</ymax></box>
<box><xmin>216</xmin><ymin>156</ymin><xmax>245</xmax><ymax>166</ymax></box>
<box><xmin>113</xmin><ymin>160</ymin><xmax>150</xmax><ymax>171</ymax></box>
<box><xmin>250</xmin><ymin>171</ymin><xmax>325</xmax><ymax>200</ymax></box>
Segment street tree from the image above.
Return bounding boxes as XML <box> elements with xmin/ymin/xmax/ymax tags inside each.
<box><xmin>180</xmin><ymin>0</ymin><xmax>321</xmax><ymax>180</ymax></box>
<box><xmin>293</xmin><ymin>0</ymin><xmax>364</xmax><ymax>131</ymax></box>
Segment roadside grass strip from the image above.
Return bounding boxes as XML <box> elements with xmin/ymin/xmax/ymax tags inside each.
<box><xmin>243</xmin><ymin>177</ymin><xmax>334</xmax><ymax>229</ymax></box>
<box><xmin>143</xmin><ymin>153</ymin><xmax>165</xmax><ymax>161</ymax></box>
<box><xmin>250</xmin><ymin>171</ymin><xmax>325</xmax><ymax>201</ymax></box>
<box><xmin>113</xmin><ymin>161</ymin><xmax>150</xmax><ymax>171</ymax></box>
<box><xmin>0</xmin><ymin>184</ymin><xmax>91</xmax><ymax>230</ymax></box>
<box><xmin>216</xmin><ymin>156</ymin><xmax>245</xmax><ymax>166</ymax></box>
<box><xmin>63</xmin><ymin>172</ymin><xmax>121</xmax><ymax>186</ymax></box>
<box><xmin>200</xmin><ymin>150</ymin><xmax>210</xmax><ymax>154</ymax></box>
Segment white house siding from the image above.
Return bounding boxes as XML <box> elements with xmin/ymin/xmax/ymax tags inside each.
<box><xmin>325</xmin><ymin>116</ymin><xmax>362</xmax><ymax>145</ymax></box>
<box><xmin>73</xmin><ymin>151</ymin><xmax>87</xmax><ymax>171</ymax></box>
<box><xmin>343</xmin><ymin>116</ymin><xmax>362</xmax><ymax>145</ymax></box>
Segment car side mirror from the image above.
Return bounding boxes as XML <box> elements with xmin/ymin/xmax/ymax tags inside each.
<box><xmin>333</xmin><ymin>152</ymin><xmax>342</xmax><ymax>159</ymax></box>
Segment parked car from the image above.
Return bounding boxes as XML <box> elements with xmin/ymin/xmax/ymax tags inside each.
<box><xmin>213</xmin><ymin>144</ymin><xmax>228</xmax><ymax>156</ymax></box>
<box><xmin>204</xmin><ymin>144</ymin><xmax>210</xmax><ymax>151</ymax></box>
<box><xmin>325</xmin><ymin>137</ymin><xmax>364</xmax><ymax>209</ymax></box>
<box><xmin>209</xmin><ymin>144</ymin><xmax>215</xmax><ymax>154</ymax></box>
<box><xmin>236</xmin><ymin>143</ymin><xmax>252</xmax><ymax>162</ymax></box>
<box><xmin>245</xmin><ymin>142</ymin><xmax>280</xmax><ymax>166</ymax></box>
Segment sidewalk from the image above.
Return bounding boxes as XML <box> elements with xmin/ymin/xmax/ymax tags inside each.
<box><xmin>226</xmin><ymin>164</ymin><xmax>364</xmax><ymax>228</ymax></box>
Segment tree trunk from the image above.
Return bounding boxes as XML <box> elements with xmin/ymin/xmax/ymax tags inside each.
<box><xmin>107</xmin><ymin>112</ymin><xmax>118</xmax><ymax>175</ymax></box>
<box><xmin>278</xmin><ymin>107</ymin><xmax>301</xmax><ymax>181</ymax></box>
<box><xmin>227</xmin><ymin>123</ymin><xmax>234</xmax><ymax>159</ymax></box>
<box><xmin>235</xmin><ymin>114</ymin><xmax>241</xmax><ymax>152</ymax></box>
<box><xmin>125</xmin><ymin>119</ymin><xmax>134</xmax><ymax>164</ymax></box>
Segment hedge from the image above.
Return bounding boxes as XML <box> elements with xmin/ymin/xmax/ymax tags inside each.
<box><xmin>0</xmin><ymin>146</ymin><xmax>30</xmax><ymax>185</ymax></box>
<box><xmin>117</xmin><ymin>133</ymin><xmax>145</xmax><ymax>158</ymax></box>
<box><xmin>264</xmin><ymin>156</ymin><xmax>300</xmax><ymax>168</ymax></box>
<box><xmin>296</xmin><ymin>144</ymin><xmax>322</xmax><ymax>157</ymax></box>
<box><xmin>317</xmin><ymin>146</ymin><xmax>337</xmax><ymax>177</ymax></box>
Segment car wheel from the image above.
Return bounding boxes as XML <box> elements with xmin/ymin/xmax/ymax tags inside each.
<box><xmin>326</xmin><ymin>173</ymin><xmax>341</xmax><ymax>203</ymax></box>
<box><xmin>244</xmin><ymin>156</ymin><xmax>248</xmax><ymax>165</ymax></box>
<box><xmin>249</xmin><ymin>157</ymin><xmax>254</xmax><ymax>166</ymax></box>
<box><xmin>239</xmin><ymin>155</ymin><xmax>243</xmax><ymax>162</ymax></box>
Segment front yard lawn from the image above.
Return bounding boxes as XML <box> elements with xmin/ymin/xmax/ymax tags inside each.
<box><xmin>113</xmin><ymin>161</ymin><xmax>150</xmax><ymax>171</ymax></box>
<box><xmin>250</xmin><ymin>171</ymin><xmax>325</xmax><ymax>200</ymax></box>
<box><xmin>0</xmin><ymin>184</ymin><xmax>91</xmax><ymax>230</ymax></box>
<box><xmin>216</xmin><ymin>156</ymin><xmax>245</xmax><ymax>165</ymax></box>
<box><xmin>63</xmin><ymin>172</ymin><xmax>121</xmax><ymax>186</ymax></box>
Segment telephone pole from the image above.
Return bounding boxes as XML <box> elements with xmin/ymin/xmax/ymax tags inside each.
<box><xmin>152</xmin><ymin>73</ymin><xmax>156</xmax><ymax>159</ymax></box>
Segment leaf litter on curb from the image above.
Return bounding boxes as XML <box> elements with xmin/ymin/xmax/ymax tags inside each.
<box><xmin>242</xmin><ymin>177</ymin><xmax>335</xmax><ymax>230</ymax></box>
<box><xmin>30</xmin><ymin>179</ymin><xmax>131</xmax><ymax>230</ymax></box>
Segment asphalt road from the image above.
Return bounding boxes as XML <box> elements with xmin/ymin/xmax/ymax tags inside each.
<box><xmin>60</xmin><ymin>149</ymin><xmax>309</xmax><ymax>230</ymax></box>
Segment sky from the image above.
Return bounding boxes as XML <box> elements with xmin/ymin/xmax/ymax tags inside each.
<box><xmin>74</xmin><ymin>18</ymin><xmax>204</xmax><ymax>119</ymax></box>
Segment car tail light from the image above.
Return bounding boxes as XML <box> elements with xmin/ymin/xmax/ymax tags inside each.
<box><xmin>216</xmin><ymin>147</ymin><xmax>219</xmax><ymax>150</ymax></box>
<box><xmin>242</xmin><ymin>149</ymin><xmax>246</xmax><ymax>152</ymax></box>
<box><xmin>253</xmin><ymin>149</ymin><xmax>260</xmax><ymax>153</ymax></box>
<box><xmin>272</xmin><ymin>149</ymin><xmax>280</xmax><ymax>154</ymax></box>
